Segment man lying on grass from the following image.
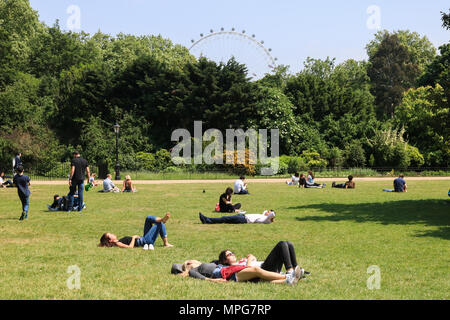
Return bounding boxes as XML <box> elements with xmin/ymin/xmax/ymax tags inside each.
<box><xmin>99</xmin><ymin>213</ymin><xmax>174</xmax><ymax>250</ymax></box>
<box><xmin>199</xmin><ymin>210</ymin><xmax>275</xmax><ymax>225</ymax></box>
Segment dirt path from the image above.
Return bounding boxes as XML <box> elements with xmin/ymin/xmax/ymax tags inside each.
<box><xmin>30</xmin><ymin>177</ymin><xmax>450</xmax><ymax>185</ymax></box>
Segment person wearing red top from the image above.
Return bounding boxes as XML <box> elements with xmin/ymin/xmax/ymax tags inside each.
<box><xmin>212</xmin><ymin>250</ymin><xmax>303</xmax><ymax>285</ymax></box>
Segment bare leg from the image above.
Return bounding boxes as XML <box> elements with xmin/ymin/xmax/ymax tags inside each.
<box><xmin>236</xmin><ymin>267</ymin><xmax>286</xmax><ymax>282</ymax></box>
<box><xmin>163</xmin><ymin>237</ymin><xmax>173</xmax><ymax>247</ymax></box>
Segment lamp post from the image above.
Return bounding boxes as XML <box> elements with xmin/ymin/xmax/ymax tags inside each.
<box><xmin>113</xmin><ymin>123</ymin><xmax>121</xmax><ymax>181</ymax></box>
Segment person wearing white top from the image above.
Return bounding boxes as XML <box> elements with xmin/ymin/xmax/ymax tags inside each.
<box><xmin>199</xmin><ymin>210</ymin><xmax>275</xmax><ymax>225</ymax></box>
<box><xmin>0</xmin><ymin>171</ymin><xmax>13</xmax><ymax>188</ymax></box>
<box><xmin>234</xmin><ymin>176</ymin><xmax>249</xmax><ymax>194</ymax></box>
<box><xmin>286</xmin><ymin>172</ymin><xmax>300</xmax><ymax>185</ymax></box>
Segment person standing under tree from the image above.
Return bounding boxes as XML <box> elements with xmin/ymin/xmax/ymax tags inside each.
<box><xmin>13</xmin><ymin>165</ymin><xmax>30</xmax><ymax>221</ymax></box>
<box><xmin>68</xmin><ymin>151</ymin><xmax>90</xmax><ymax>212</ymax></box>
<box><xmin>13</xmin><ymin>152</ymin><xmax>22</xmax><ymax>175</ymax></box>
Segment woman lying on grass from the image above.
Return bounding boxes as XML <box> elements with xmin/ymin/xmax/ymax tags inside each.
<box><xmin>99</xmin><ymin>213</ymin><xmax>173</xmax><ymax>250</ymax></box>
<box><xmin>174</xmin><ymin>241</ymin><xmax>307</xmax><ymax>285</ymax></box>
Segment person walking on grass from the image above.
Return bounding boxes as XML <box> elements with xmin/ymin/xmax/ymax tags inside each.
<box><xmin>13</xmin><ymin>165</ymin><xmax>30</xmax><ymax>221</ymax></box>
<box><xmin>99</xmin><ymin>213</ymin><xmax>174</xmax><ymax>250</ymax></box>
<box><xmin>68</xmin><ymin>151</ymin><xmax>90</xmax><ymax>212</ymax></box>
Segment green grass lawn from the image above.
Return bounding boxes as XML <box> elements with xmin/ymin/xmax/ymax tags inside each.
<box><xmin>0</xmin><ymin>180</ymin><xmax>449</xmax><ymax>300</ymax></box>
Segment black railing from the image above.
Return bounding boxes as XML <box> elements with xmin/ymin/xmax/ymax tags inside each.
<box><xmin>16</xmin><ymin>163</ymin><xmax>450</xmax><ymax>181</ymax></box>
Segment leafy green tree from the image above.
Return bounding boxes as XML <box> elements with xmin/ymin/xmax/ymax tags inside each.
<box><xmin>345</xmin><ymin>141</ymin><xmax>366</xmax><ymax>167</ymax></box>
<box><xmin>248</xmin><ymin>85</ymin><xmax>300</xmax><ymax>155</ymax></box>
<box><xmin>366</xmin><ymin>30</ymin><xmax>436</xmax><ymax>74</ymax></box>
<box><xmin>394</xmin><ymin>85</ymin><xmax>449</xmax><ymax>166</ymax></box>
<box><xmin>441</xmin><ymin>9</ymin><xmax>450</xmax><ymax>30</ymax></box>
<box><xmin>367</xmin><ymin>34</ymin><xmax>420</xmax><ymax>118</ymax></box>
<box><xmin>418</xmin><ymin>44</ymin><xmax>450</xmax><ymax>101</ymax></box>
<box><xmin>0</xmin><ymin>0</ymin><xmax>43</xmax><ymax>87</ymax></box>
<box><xmin>56</xmin><ymin>63</ymin><xmax>115</xmax><ymax>144</ymax></box>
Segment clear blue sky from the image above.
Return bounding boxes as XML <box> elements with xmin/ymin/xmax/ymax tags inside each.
<box><xmin>29</xmin><ymin>0</ymin><xmax>449</xmax><ymax>74</ymax></box>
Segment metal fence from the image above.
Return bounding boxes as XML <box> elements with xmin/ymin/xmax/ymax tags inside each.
<box><xmin>10</xmin><ymin>163</ymin><xmax>450</xmax><ymax>181</ymax></box>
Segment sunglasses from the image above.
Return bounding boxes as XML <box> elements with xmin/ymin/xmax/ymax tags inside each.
<box><xmin>226</xmin><ymin>252</ymin><xmax>235</xmax><ymax>257</ymax></box>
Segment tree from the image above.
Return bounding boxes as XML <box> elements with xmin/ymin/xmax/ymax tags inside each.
<box><xmin>394</xmin><ymin>85</ymin><xmax>449</xmax><ymax>166</ymax></box>
<box><xmin>366</xmin><ymin>30</ymin><xmax>436</xmax><ymax>74</ymax></box>
<box><xmin>0</xmin><ymin>0</ymin><xmax>43</xmax><ymax>87</ymax></box>
<box><xmin>441</xmin><ymin>9</ymin><xmax>450</xmax><ymax>30</ymax></box>
<box><xmin>367</xmin><ymin>34</ymin><xmax>420</xmax><ymax>118</ymax></box>
<box><xmin>247</xmin><ymin>85</ymin><xmax>300</xmax><ymax>155</ymax></box>
<box><xmin>418</xmin><ymin>44</ymin><xmax>450</xmax><ymax>101</ymax></box>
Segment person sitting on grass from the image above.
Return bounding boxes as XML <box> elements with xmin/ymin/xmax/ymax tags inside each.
<box><xmin>100</xmin><ymin>174</ymin><xmax>120</xmax><ymax>193</ymax></box>
<box><xmin>304</xmin><ymin>170</ymin><xmax>325</xmax><ymax>188</ymax></box>
<box><xmin>234</xmin><ymin>176</ymin><xmax>249</xmax><ymax>194</ymax></box>
<box><xmin>89</xmin><ymin>173</ymin><xmax>98</xmax><ymax>187</ymax></box>
<box><xmin>121</xmin><ymin>175</ymin><xmax>137</xmax><ymax>193</ymax></box>
<box><xmin>383</xmin><ymin>174</ymin><xmax>407</xmax><ymax>193</ymax></box>
<box><xmin>98</xmin><ymin>213</ymin><xmax>173</xmax><ymax>250</ymax></box>
<box><xmin>286</xmin><ymin>172</ymin><xmax>300</xmax><ymax>186</ymax></box>
<box><xmin>0</xmin><ymin>171</ymin><xmax>14</xmax><ymax>188</ymax></box>
<box><xmin>332</xmin><ymin>175</ymin><xmax>356</xmax><ymax>189</ymax></box>
<box><xmin>199</xmin><ymin>210</ymin><xmax>275</xmax><ymax>225</ymax></box>
<box><xmin>219</xmin><ymin>187</ymin><xmax>243</xmax><ymax>213</ymax></box>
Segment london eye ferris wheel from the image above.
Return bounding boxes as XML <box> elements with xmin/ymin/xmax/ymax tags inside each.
<box><xmin>189</xmin><ymin>28</ymin><xmax>278</xmax><ymax>80</ymax></box>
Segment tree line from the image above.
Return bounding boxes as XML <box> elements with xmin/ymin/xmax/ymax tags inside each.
<box><xmin>0</xmin><ymin>0</ymin><xmax>448</xmax><ymax>175</ymax></box>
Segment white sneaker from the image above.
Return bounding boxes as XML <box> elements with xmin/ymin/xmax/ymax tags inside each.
<box><xmin>143</xmin><ymin>244</ymin><xmax>149</xmax><ymax>250</ymax></box>
<box><xmin>285</xmin><ymin>273</ymin><xmax>295</xmax><ymax>285</ymax></box>
<box><xmin>293</xmin><ymin>266</ymin><xmax>305</xmax><ymax>285</ymax></box>
<box><xmin>148</xmin><ymin>244</ymin><xmax>154</xmax><ymax>250</ymax></box>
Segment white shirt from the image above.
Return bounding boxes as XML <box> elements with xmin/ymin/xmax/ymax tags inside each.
<box><xmin>103</xmin><ymin>178</ymin><xmax>115</xmax><ymax>191</ymax></box>
<box><xmin>291</xmin><ymin>176</ymin><xmax>300</xmax><ymax>185</ymax></box>
<box><xmin>245</xmin><ymin>211</ymin><xmax>276</xmax><ymax>224</ymax></box>
<box><xmin>234</xmin><ymin>179</ymin><xmax>246</xmax><ymax>193</ymax></box>
<box><xmin>0</xmin><ymin>177</ymin><xmax>3</xmax><ymax>184</ymax></box>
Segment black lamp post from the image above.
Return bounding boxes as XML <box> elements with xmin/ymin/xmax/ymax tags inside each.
<box><xmin>113</xmin><ymin>123</ymin><xmax>121</xmax><ymax>181</ymax></box>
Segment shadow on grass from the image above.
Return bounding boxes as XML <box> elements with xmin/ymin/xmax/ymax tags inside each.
<box><xmin>290</xmin><ymin>199</ymin><xmax>450</xmax><ymax>240</ymax></box>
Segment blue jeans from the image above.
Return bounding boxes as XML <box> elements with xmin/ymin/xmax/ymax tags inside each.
<box><xmin>203</xmin><ymin>214</ymin><xmax>247</xmax><ymax>224</ymax></box>
<box><xmin>68</xmin><ymin>180</ymin><xmax>84</xmax><ymax>211</ymax></box>
<box><xmin>135</xmin><ymin>216</ymin><xmax>167</xmax><ymax>247</ymax></box>
<box><xmin>19</xmin><ymin>195</ymin><xmax>30</xmax><ymax>214</ymax></box>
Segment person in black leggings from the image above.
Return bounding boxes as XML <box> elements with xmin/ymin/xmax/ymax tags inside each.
<box><xmin>260</xmin><ymin>241</ymin><xmax>301</xmax><ymax>274</ymax></box>
<box><xmin>219</xmin><ymin>241</ymin><xmax>310</xmax><ymax>281</ymax></box>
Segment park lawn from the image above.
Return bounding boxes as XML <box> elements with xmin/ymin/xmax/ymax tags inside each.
<box><xmin>0</xmin><ymin>180</ymin><xmax>448</xmax><ymax>300</ymax></box>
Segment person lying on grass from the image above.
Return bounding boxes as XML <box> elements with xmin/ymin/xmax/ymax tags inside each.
<box><xmin>99</xmin><ymin>213</ymin><xmax>173</xmax><ymax>250</ymax></box>
<box><xmin>199</xmin><ymin>210</ymin><xmax>275</xmax><ymax>225</ymax></box>
<box><xmin>211</xmin><ymin>249</ymin><xmax>303</xmax><ymax>285</ymax></box>
<box><xmin>173</xmin><ymin>242</ymin><xmax>307</xmax><ymax>285</ymax></box>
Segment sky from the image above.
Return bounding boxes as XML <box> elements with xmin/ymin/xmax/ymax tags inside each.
<box><xmin>29</xmin><ymin>0</ymin><xmax>449</xmax><ymax>75</ymax></box>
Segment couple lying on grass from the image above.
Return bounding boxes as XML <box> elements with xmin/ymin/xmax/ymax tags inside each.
<box><xmin>172</xmin><ymin>241</ymin><xmax>309</xmax><ymax>286</ymax></box>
